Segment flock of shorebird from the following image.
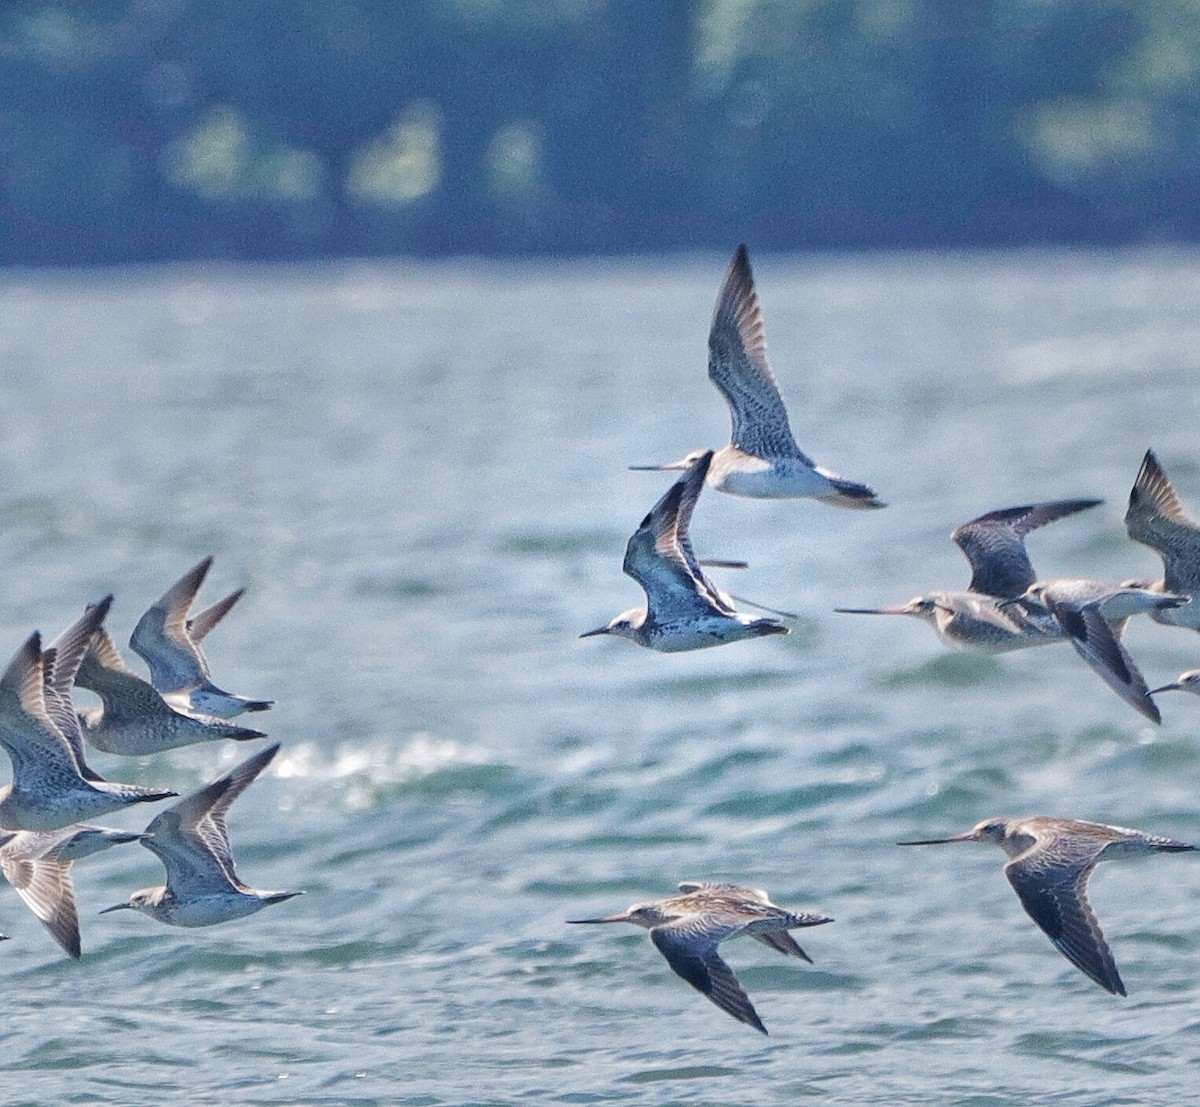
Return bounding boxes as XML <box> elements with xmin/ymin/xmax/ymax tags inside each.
<box><xmin>10</xmin><ymin>246</ymin><xmax>1192</xmax><ymax>1037</ymax></box>
<box><xmin>0</xmin><ymin>557</ymin><xmax>298</xmax><ymax>958</ymax></box>
<box><xmin>572</xmin><ymin>245</ymin><xmax>1200</xmax><ymax>1034</ymax></box>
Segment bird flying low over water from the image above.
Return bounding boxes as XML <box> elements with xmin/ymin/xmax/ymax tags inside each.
<box><xmin>630</xmin><ymin>245</ymin><xmax>883</xmax><ymax>507</ymax></box>
<box><xmin>582</xmin><ymin>451</ymin><xmax>789</xmax><ymax>650</ymax></box>
<box><xmin>0</xmin><ymin>602</ymin><xmax>177</xmax><ymax>832</ymax></box>
<box><xmin>0</xmin><ymin>824</ymin><xmax>145</xmax><ymax>958</ymax></box>
<box><xmin>1123</xmin><ymin>449</ymin><xmax>1200</xmax><ymax>631</ymax></box>
<box><xmin>130</xmin><ymin>556</ymin><xmax>274</xmax><ymax>718</ymax></box>
<box><xmin>75</xmin><ymin>622</ymin><xmax>267</xmax><ymax>756</ymax></box>
<box><xmin>568</xmin><ymin>881</ymin><xmax>832</xmax><ymax>1034</ymax></box>
<box><xmin>900</xmin><ymin>816</ymin><xmax>1195</xmax><ymax>996</ymax></box>
<box><xmin>836</xmin><ymin>499</ymin><xmax>1101</xmax><ymax>652</ymax></box>
<box><xmin>101</xmin><ymin>742</ymin><xmax>301</xmax><ymax>927</ymax></box>
<box><xmin>1001</xmin><ymin>579</ymin><xmax>1187</xmax><ymax>723</ymax></box>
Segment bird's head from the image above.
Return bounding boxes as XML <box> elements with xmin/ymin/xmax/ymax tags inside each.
<box><xmin>629</xmin><ymin>449</ymin><xmax>709</xmax><ymax>473</ymax></box>
<box><xmin>99</xmin><ymin>888</ymin><xmax>159</xmax><ymax>915</ymax></box>
<box><xmin>835</xmin><ymin>595</ymin><xmax>940</xmax><ymax>622</ymax></box>
<box><xmin>899</xmin><ymin>817</ymin><xmax>1010</xmax><ymax>848</ymax></box>
<box><xmin>567</xmin><ymin>901</ymin><xmax>670</xmax><ymax>930</ymax></box>
<box><xmin>580</xmin><ymin>608</ymin><xmax>645</xmax><ymax>642</ymax></box>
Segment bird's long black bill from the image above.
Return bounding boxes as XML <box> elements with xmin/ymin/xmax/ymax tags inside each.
<box><xmin>896</xmin><ymin>835</ymin><xmax>974</xmax><ymax>846</ymax></box>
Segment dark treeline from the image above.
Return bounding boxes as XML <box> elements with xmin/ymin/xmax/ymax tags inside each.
<box><xmin>4</xmin><ymin>0</ymin><xmax>1199</xmax><ymax>266</ymax></box>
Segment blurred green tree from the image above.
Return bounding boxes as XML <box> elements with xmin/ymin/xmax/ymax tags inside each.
<box><xmin>0</xmin><ymin>0</ymin><xmax>1193</xmax><ymax>263</ymax></box>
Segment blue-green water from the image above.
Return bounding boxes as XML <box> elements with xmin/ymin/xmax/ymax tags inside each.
<box><xmin>1</xmin><ymin>251</ymin><xmax>1200</xmax><ymax>1104</ymax></box>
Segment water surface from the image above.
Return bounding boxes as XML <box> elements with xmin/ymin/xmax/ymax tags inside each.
<box><xmin>1</xmin><ymin>250</ymin><xmax>1199</xmax><ymax>1103</ymax></box>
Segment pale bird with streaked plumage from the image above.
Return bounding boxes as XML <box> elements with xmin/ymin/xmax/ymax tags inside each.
<box><xmin>900</xmin><ymin>816</ymin><xmax>1196</xmax><ymax>996</ymax></box>
<box><xmin>0</xmin><ymin>823</ymin><xmax>145</xmax><ymax>958</ymax></box>
<box><xmin>631</xmin><ymin>245</ymin><xmax>883</xmax><ymax>508</ymax></box>
<box><xmin>0</xmin><ymin>600</ymin><xmax>177</xmax><ymax>832</ymax></box>
<box><xmin>568</xmin><ymin>881</ymin><xmax>832</xmax><ymax>1035</ymax></box>
<box><xmin>582</xmin><ymin>450</ymin><xmax>789</xmax><ymax>651</ymax></box>
<box><xmin>999</xmin><ymin>578</ymin><xmax>1188</xmax><ymax>723</ymax></box>
<box><xmin>1123</xmin><ymin>449</ymin><xmax>1200</xmax><ymax>630</ymax></box>
<box><xmin>101</xmin><ymin>742</ymin><xmax>301</xmax><ymax>927</ymax></box>
<box><xmin>130</xmin><ymin>556</ymin><xmax>274</xmax><ymax>718</ymax></box>
<box><xmin>75</xmin><ymin>621</ymin><xmax>267</xmax><ymax>756</ymax></box>
<box><xmin>837</xmin><ymin>498</ymin><xmax>1101</xmax><ymax>652</ymax></box>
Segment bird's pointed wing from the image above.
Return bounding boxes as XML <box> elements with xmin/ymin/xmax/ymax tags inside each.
<box><xmin>0</xmin><ymin>845</ymin><xmax>79</xmax><ymax>958</ymax></box>
<box><xmin>0</xmin><ymin>632</ymin><xmax>47</xmax><ymax>728</ymax></box>
<box><xmin>189</xmin><ymin>743</ymin><xmax>279</xmax><ymax>867</ymax></box>
<box><xmin>676</xmin><ymin>881</ymin><xmax>770</xmax><ymax>901</ymax></box>
<box><xmin>45</xmin><ymin>600</ymin><xmax>113</xmax><ymax>779</ymax></box>
<box><xmin>623</xmin><ymin>453</ymin><xmax>732</xmax><ymax>620</ymax></box>
<box><xmin>80</xmin><ymin>626</ymin><xmax>138</xmax><ymax>678</ymax></box>
<box><xmin>187</xmin><ymin>589</ymin><xmax>244</xmax><ymax>643</ymax></box>
<box><xmin>751</xmin><ymin>929</ymin><xmax>813</xmax><ymax>963</ymax></box>
<box><xmin>129</xmin><ymin>558</ymin><xmax>214</xmax><ymax>692</ymax></box>
<box><xmin>0</xmin><ymin>633</ymin><xmax>90</xmax><ymax>783</ymax></box>
<box><xmin>1124</xmin><ymin>451</ymin><xmax>1200</xmax><ymax>594</ymax></box>
<box><xmin>144</xmin><ymin>743</ymin><xmax>279</xmax><ymax>892</ymax></box>
<box><xmin>657</xmin><ymin>452</ymin><xmax>725</xmax><ymax>607</ymax></box>
<box><xmin>940</xmin><ymin>590</ymin><xmax>1033</xmax><ymax>634</ymax></box>
<box><xmin>1045</xmin><ymin>596</ymin><xmax>1161</xmax><ymax>723</ymax></box>
<box><xmin>141</xmin><ymin>805</ymin><xmax>241</xmax><ymax>895</ymax></box>
<box><xmin>707</xmin><ymin>245</ymin><xmax>804</xmax><ymax>462</ymax></box>
<box><xmin>40</xmin><ymin>646</ymin><xmax>100</xmax><ymax>781</ymax></box>
<box><xmin>952</xmin><ymin>500</ymin><xmax>1102</xmax><ymax>598</ymax></box>
<box><xmin>650</xmin><ymin>913</ymin><xmax>767</xmax><ymax>1033</ymax></box>
<box><xmin>46</xmin><ymin>599</ymin><xmax>113</xmax><ymax>700</ymax></box>
<box><xmin>1004</xmin><ymin>838</ymin><xmax>1125</xmax><ymax>995</ymax></box>
<box><xmin>75</xmin><ymin>629</ymin><xmax>181</xmax><ymax>722</ymax></box>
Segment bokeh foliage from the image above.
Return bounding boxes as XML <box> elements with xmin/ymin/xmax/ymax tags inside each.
<box><xmin>3</xmin><ymin>0</ymin><xmax>1199</xmax><ymax>263</ymax></box>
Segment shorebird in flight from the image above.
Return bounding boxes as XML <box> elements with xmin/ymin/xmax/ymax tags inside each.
<box><xmin>101</xmin><ymin>743</ymin><xmax>301</xmax><ymax>927</ymax></box>
<box><xmin>1123</xmin><ymin>449</ymin><xmax>1200</xmax><ymax>630</ymax></box>
<box><xmin>130</xmin><ymin>557</ymin><xmax>273</xmax><ymax>718</ymax></box>
<box><xmin>582</xmin><ymin>451</ymin><xmax>789</xmax><ymax>650</ymax></box>
<box><xmin>0</xmin><ymin>824</ymin><xmax>145</xmax><ymax>958</ymax></box>
<box><xmin>631</xmin><ymin>245</ymin><xmax>883</xmax><ymax>507</ymax></box>
<box><xmin>836</xmin><ymin>499</ymin><xmax>1101</xmax><ymax>652</ymax></box>
<box><xmin>75</xmin><ymin>622</ymin><xmax>267</xmax><ymax>756</ymax></box>
<box><xmin>1001</xmin><ymin>579</ymin><xmax>1187</xmax><ymax>723</ymax></box>
<box><xmin>568</xmin><ymin>881</ymin><xmax>832</xmax><ymax>1034</ymax></box>
<box><xmin>900</xmin><ymin>816</ymin><xmax>1195</xmax><ymax>995</ymax></box>
<box><xmin>0</xmin><ymin>601</ymin><xmax>176</xmax><ymax>832</ymax></box>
